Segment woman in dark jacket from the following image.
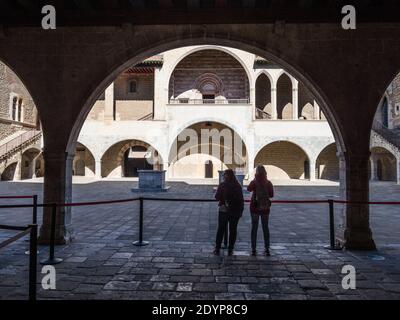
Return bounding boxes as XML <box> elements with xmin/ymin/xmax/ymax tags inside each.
<box><xmin>247</xmin><ymin>165</ymin><xmax>274</xmax><ymax>256</ymax></box>
<box><xmin>214</xmin><ymin>169</ymin><xmax>244</xmax><ymax>256</ymax></box>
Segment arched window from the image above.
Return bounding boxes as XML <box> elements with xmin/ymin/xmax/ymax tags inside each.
<box><xmin>129</xmin><ymin>80</ymin><xmax>137</xmax><ymax>93</ymax></box>
<box><xmin>11</xmin><ymin>97</ymin><xmax>17</xmax><ymax>121</ymax></box>
<box><xmin>17</xmin><ymin>98</ymin><xmax>23</xmax><ymax>122</ymax></box>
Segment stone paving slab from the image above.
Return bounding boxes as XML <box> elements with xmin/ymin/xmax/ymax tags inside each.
<box><xmin>1</xmin><ymin>180</ymin><xmax>400</xmax><ymax>300</ymax></box>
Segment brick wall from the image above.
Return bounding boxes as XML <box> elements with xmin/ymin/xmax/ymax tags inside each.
<box><xmin>169</xmin><ymin>50</ymin><xmax>249</xmax><ymax>100</ymax></box>
<box><xmin>254</xmin><ymin>141</ymin><xmax>308</xmax><ymax>179</ymax></box>
<box><xmin>0</xmin><ymin>61</ymin><xmax>38</xmax><ymax>141</ymax></box>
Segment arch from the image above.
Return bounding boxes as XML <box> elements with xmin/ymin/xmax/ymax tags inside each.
<box><xmin>276</xmin><ymin>73</ymin><xmax>293</xmax><ymax>120</ymax></box>
<box><xmin>168</xmin><ymin>121</ymin><xmax>248</xmax><ymax>179</ymax></box>
<box><xmin>165</xmin><ymin>45</ymin><xmax>253</xmax><ymax>95</ymax></box>
<box><xmin>67</xmin><ymin>38</ymin><xmax>344</xmax><ymax>158</ymax></box>
<box><xmin>101</xmin><ymin>139</ymin><xmax>163</xmax><ymax>178</ymax></box>
<box><xmin>21</xmin><ymin>147</ymin><xmax>41</xmax><ymax>180</ymax></box>
<box><xmin>298</xmin><ymin>81</ymin><xmax>315</xmax><ymax>120</ymax></box>
<box><xmin>370</xmin><ymin>146</ymin><xmax>397</xmax><ymax>182</ymax></box>
<box><xmin>255</xmin><ymin>73</ymin><xmax>272</xmax><ymax>118</ymax></box>
<box><xmin>168</xmin><ymin>48</ymin><xmax>250</xmax><ymax>102</ymax></box>
<box><xmin>254</xmin><ymin>141</ymin><xmax>310</xmax><ymax>180</ymax></box>
<box><xmin>316</xmin><ymin>143</ymin><xmax>339</xmax><ymax>181</ymax></box>
<box><xmin>73</xmin><ymin>142</ymin><xmax>95</xmax><ymax>177</ymax></box>
<box><xmin>0</xmin><ymin>59</ymin><xmax>41</xmax><ymax>128</ymax></box>
<box><xmin>1</xmin><ymin>162</ymin><xmax>18</xmax><ymax>181</ymax></box>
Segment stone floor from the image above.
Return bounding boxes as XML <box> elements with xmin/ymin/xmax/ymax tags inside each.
<box><xmin>1</xmin><ymin>180</ymin><xmax>400</xmax><ymax>300</ymax></box>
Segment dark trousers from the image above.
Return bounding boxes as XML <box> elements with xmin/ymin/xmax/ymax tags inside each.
<box><xmin>251</xmin><ymin>212</ymin><xmax>270</xmax><ymax>250</ymax></box>
<box><xmin>215</xmin><ymin>211</ymin><xmax>240</xmax><ymax>250</ymax></box>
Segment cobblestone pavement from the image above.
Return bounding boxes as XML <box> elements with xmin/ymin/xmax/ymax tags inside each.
<box><xmin>1</xmin><ymin>180</ymin><xmax>400</xmax><ymax>300</ymax></box>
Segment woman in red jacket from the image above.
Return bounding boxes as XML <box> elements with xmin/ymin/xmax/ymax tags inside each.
<box><xmin>247</xmin><ymin>165</ymin><xmax>274</xmax><ymax>256</ymax></box>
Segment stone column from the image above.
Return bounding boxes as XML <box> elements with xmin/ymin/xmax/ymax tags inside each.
<box><xmin>313</xmin><ymin>100</ymin><xmax>320</xmax><ymax>120</ymax></box>
<box><xmin>397</xmin><ymin>155</ymin><xmax>400</xmax><ymax>185</ymax></box>
<box><xmin>39</xmin><ymin>150</ymin><xmax>74</xmax><ymax>245</ymax></box>
<box><xmin>292</xmin><ymin>81</ymin><xmax>299</xmax><ymax>120</ymax></box>
<box><xmin>95</xmin><ymin>160</ymin><xmax>102</xmax><ymax>179</ymax></box>
<box><xmin>247</xmin><ymin>157</ymin><xmax>255</xmax><ymax>180</ymax></box>
<box><xmin>309</xmin><ymin>158</ymin><xmax>316</xmax><ymax>181</ymax></box>
<box><xmin>14</xmin><ymin>158</ymin><xmax>22</xmax><ymax>181</ymax></box>
<box><xmin>370</xmin><ymin>155</ymin><xmax>378</xmax><ymax>181</ymax></box>
<box><xmin>336</xmin><ymin>151</ymin><xmax>376</xmax><ymax>250</ymax></box>
<box><xmin>104</xmin><ymin>82</ymin><xmax>114</xmax><ymax>123</ymax></box>
<box><xmin>271</xmin><ymin>87</ymin><xmax>277</xmax><ymax>120</ymax></box>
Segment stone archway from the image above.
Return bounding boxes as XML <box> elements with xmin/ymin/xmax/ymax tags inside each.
<box><xmin>168</xmin><ymin>121</ymin><xmax>248</xmax><ymax>179</ymax></box>
<box><xmin>254</xmin><ymin>141</ymin><xmax>310</xmax><ymax>180</ymax></box>
<box><xmin>5</xmin><ymin>25</ymin><xmax>394</xmax><ymax>248</ymax></box>
<box><xmin>101</xmin><ymin>139</ymin><xmax>163</xmax><ymax>178</ymax></box>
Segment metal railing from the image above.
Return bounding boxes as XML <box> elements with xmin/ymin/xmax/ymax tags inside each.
<box><xmin>0</xmin><ymin>129</ymin><xmax>41</xmax><ymax>160</ymax></box>
<box><xmin>169</xmin><ymin>98</ymin><xmax>250</xmax><ymax>105</ymax></box>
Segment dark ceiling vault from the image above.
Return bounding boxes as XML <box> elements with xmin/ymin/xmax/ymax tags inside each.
<box><xmin>0</xmin><ymin>0</ymin><xmax>399</xmax><ymax>26</ymax></box>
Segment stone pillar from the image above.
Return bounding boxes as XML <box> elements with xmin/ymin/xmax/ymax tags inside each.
<box><xmin>95</xmin><ymin>160</ymin><xmax>102</xmax><ymax>179</ymax></box>
<box><xmin>336</xmin><ymin>152</ymin><xmax>376</xmax><ymax>250</ymax></box>
<box><xmin>292</xmin><ymin>81</ymin><xmax>299</xmax><ymax>120</ymax></box>
<box><xmin>14</xmin><ymin>158</ymin><xmax>22</xmax><ymax>181</ymax></box>
<box><xmin>271</xmin><ymin>87</ymin><xmax>277</xmax><ymax>120</ymax></box>
<box><xmin>39</xmin><ymin>150</ymin><xmax>73</xmax><ymax>245</ymax></box>
<box><xmin>247</xmin><ymin>157</ymin><xmax>255</xmax><ymax>180</ymax></box>
<box><xmin>397</xmin><ymin>156</ymin><xmax>400</xmax><ymax>185</ymax></box>
<box><xmin>313</xmin><ymin>100</ymin><xmax>320</xmax><ymax>120</ymax></box>
<box><xmin>370</xmin><ymin>155</ymin><xmax>378</xmax><ymax>181</ymax></box>
<box><xmin>104</xmin><ymin>82</ymin><xmax>114</xmax><ymax>123</ymax></box>
<box><xmin>153</xmin><ymin>67</ymin><xmax>166</xmax><ymax>120</ymax></box>
<box><xmin>163</xmin><ymin>162</ymin><xmax>170</xmax><ymax>179</ymax></box>
<box><xmin>309</xmin><ymin>158</ymin><xmax>316</xmax><ymax>181</ymax></box>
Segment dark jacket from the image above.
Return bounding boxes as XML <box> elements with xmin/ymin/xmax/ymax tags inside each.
<box><xmin>215</xmin><ymin>181</ymin><xmax>244</xmax><ymax>216</ymax></box>
<box><xmin>247</xmin><ymin>174</ymin><xmax>274</xmax><ymax>214</ymax></box>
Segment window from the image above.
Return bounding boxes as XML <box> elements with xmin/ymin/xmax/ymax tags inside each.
<box><xmin>10</xmin><ymin>95</ymin><xmax>24</xmax><ymax>122</ymax></box>
<box><xmin>17</xmin><ymin>98</ymin><xmax>23</xmax><ymax>122</ymax></box>
<box><xmin>11</xmin><ymin>97</ymin><xmax>17</xmax><ymax>121</ymax></box>
<box><xmin>129</xmin><ymin>80</ymin><xmax>137</xmax><ymax>93</ymax></box>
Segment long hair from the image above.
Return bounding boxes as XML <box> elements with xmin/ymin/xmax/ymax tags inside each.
<box><xmin>255</xmin><ymin>165</ymin><xmax>267</xmax><ymax>179</ymax></box>
<box><xmin>224</xmin><ymin>169</ymin><xmax>240</xmax><ymax>186</ymax></box>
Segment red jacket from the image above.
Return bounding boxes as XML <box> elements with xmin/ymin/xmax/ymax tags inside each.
<box><xmin>247</xmin><ymin>175</ymin><xmax>274</xmax><ymax>214</ymax></box>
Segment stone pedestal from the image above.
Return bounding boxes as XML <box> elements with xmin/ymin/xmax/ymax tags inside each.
<box><xmin>132</xmin><ymin>170</ymin><xmax>169</xmax><ymax>192</ymax></box>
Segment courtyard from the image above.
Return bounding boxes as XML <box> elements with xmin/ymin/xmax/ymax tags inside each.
<box><xmin>1</xmin><ymin>179</ymin><xmax>400</xmax><ymax>300</ymax></box>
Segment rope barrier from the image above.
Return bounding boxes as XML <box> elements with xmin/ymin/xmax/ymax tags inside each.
<box><xmin>0</xmin><ymin>195</ymin><xmax>35</xmax><ymax>199</ymax></box>
<box><xmin>0</xmin><ymin>227</ymin><xmax>31</xmax><ymax>250</ymax></box>
<box><xmin>0</xmin><ymin>222</ymin><xmax>38</xmax><ymax>300</ymax></box>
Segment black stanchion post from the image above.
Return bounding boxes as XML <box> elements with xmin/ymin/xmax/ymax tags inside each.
<box><xmin>32</xmin><ymin>195</ymin><xmax>38</xmax><ymax>224</ymax></box>
<box><xmin>133</xmin><ymin>197</ymin><xmax>149</xmax><ymax>246</ymax></box>
<box><xmin>28</xmin><ymin>224</ymin><xmax>37</xmax><ymax>301</ymax></box>
<box><xmin>25</xmin><ymin>195</ymin><xmax>40</xmax><ymax>255</ymax></box>
<box><xmin>40</xmin><ymin>203</ymin><xmax>63</xmax><ymax>265</ymax></box>
<box><xmin>325</xmin><ymin>199</ymin><xmax>342</xmax><ymax>250</ymax></box>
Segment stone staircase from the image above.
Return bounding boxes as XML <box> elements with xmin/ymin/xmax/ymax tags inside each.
<box><xmin>0</xmin><ymin>129</ymin><xmax>42</xmax><ymax>162</ymax></box>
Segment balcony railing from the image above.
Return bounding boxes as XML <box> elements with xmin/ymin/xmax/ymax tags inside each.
<box><xmin>0</xmin><ymin>129</ymin><xmax>41</xmax><ymax>160</ymax></box>
<box><xmin>255</xmin><ymin>108</ymin><xmax>272</xmax><ymax>120</ymax></box>
<box><xmin>169</xmin><ymin>98</ymin><xmax>250</xmax><ymax>105</ymax></box>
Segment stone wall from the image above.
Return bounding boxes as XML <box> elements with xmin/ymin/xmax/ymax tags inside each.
<box><xmin>254</xmin><ymin>141</ymin><xmax>308</xmax><ymax>180</ymax></box>
<box><xmin>0</xmin><ymin>61</ymin><xmax>38</xmax><ymax>141</ymax></box>
<box><xmin>169</xmin><ymin>49</ymin><xmax>249</xmax><ymax>100</ymax></box>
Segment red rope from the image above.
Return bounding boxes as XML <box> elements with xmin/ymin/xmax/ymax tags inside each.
<box><xmin>0</xmin><ymin>196</ymin><xmax>34</xmax><ymax>199</ymax></box>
